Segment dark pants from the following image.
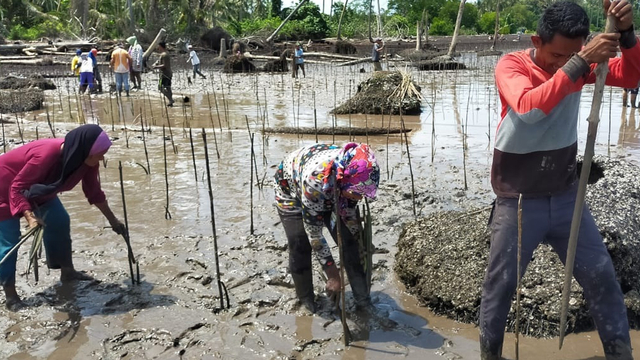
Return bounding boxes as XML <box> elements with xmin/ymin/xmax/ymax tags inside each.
<box><xmin>479</xmin><ymin>187</ymin><xmax>631</xmax><ymax>359</ymax></box>
<box><xmin>130</xmin><ymin>69</ymin><xmax>141</xmax><ymax>88</ymax></box>
<box><xmin>159</xmin><ymin>76</ymin><xmax>173</xmax><ymax>104</ymax></box>
<box><xmin>278</xmin><ymin>210</ymin><xmax>370</xmax><ymax>306</ymax></box>
<box><xmin>192</xmin><ymin>64</ymin><xmax>205</xmax><ymax>79</ymax></box>
<box><xmin>0</xmin><ymin>197</ymin><xmax>72</xmax><ymax>286</ymax></box>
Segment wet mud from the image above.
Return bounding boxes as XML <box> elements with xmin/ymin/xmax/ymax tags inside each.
<box><xmin>0</xmin><ymin>47</ymin><xmax>639</xmax><ymax>360</ymax></box>
<box><xmin>0</xmin><ymin>88</ymin><xmax>45</xmax><ymax>113</ymax></box>
<box><xmin>396</xmin><ymin>156</ymin><xmax>640</xmax><ymax>338</ymax></box>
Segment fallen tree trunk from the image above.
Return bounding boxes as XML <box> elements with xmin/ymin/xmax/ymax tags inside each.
<box><xmin>262</xmin><ymin>126</ymin><xmax>411</xmax><ymax>136</ymax></box>
<box><xmin>302</xmin><ymin>52</ymin><xmax>361</xmax><ymax>61</ymax></box>
<box><xmin>337</xmin><ymin>57</ymin><xmax>372</xmax><ymax>66</ymax></box>
<box><xmin>0</xmin><ymin>42</ymin><xmax>95</xmax><ymax>52</ymax></box>
<box><xmin>246</xmin><ymin>54</ymin><xmax>333</xmax><ymax>65</ymax></box>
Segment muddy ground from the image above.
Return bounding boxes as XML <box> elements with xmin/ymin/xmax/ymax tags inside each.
<box><xmin>0</xmin><ymin>39</ymin><xmax>639</xmax><ymax>360</ymax></box>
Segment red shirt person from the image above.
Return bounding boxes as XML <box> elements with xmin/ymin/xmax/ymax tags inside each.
<box><xmin>480</xmin><ymin>1</ymin><xmax>639</xmax><ymax>359</ymax></box>
<box><xmin>0</xmin><ymin>124</ymin><xmax>125</xmax><ymax>311</ymax></box>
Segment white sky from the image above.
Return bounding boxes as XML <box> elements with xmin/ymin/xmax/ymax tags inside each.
<box><xmin>282</xmin><ymin>0</ymin><xmax>390</xmax><ymax>14</ymax></box>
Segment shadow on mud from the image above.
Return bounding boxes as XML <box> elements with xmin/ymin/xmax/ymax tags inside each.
<box><xmin>350</xmin><ymin>291</ymin><xmax>446</xmax><ymax>352</ymax></box>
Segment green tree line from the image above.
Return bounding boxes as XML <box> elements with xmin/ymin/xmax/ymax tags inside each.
<box><xmin>1</xmin><ymin>0</ymin><xmax>639</xmax><ymax>41</ymax></box>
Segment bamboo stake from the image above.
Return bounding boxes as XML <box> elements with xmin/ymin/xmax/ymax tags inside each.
<box><xmin>162</xmin><ymin>125</ymin><xmax>172</xmax><ymax>220</ymax></box>
<box><xmin>140</xmin><ymin>107</ymin><xmax>150</xmax><ymax>174</ymax></box>
<box><xmin>189</xmin><ymin>127</ymin><xmax>198</xmax><ymax>182</ymax></box>
<box><xmin>45</xmin><ymin>102</ymin><xmax>55</xmax><ymax>137</ymax></box>
<box><xmin>245</xmin><ymin>116</ymin><xmax>261</xmax><ymax>189</ymax></box>
<box><xmin>607</xmin><ymin>86</ymin><xmax>613</xmax><ymax>157</ymax></box>
<box><xmin>118</xmin><ymin>161</ymin><xmax>140</xmax><ymax>285</ymax></box>
<box><xmin>1</xmin><ymin>115</ymin><xmax>5</xmax><ymax>153</ymax></box>
<box><xmin>66</xmin><ymin>85</ymin><xmax>73</xmax><ymax>121</ymax></box>
<box><xmin>401</xmin><ymin>117</ymin><xmax>417</xmax><ymax>217</ymax></box>
<box><xmin>15</xmin><ymin>113</ymin><xmax>24</xmax><ymax>144</ymax></box>
<box><xmin>250</xmin><ymin>133</ymin><xmax>255</xmax><ymax>235</ymax></box>
<box><xmin>559</xmin><ymin>13</ymin><xmax>616</xmax><ymax>349</ymax></box>
<box><xmin>334</xmin><ymin>178</ymin><xmax>352</xmax><ymax>346</ymax></box>
<box><xmin>516</xmin><ymin>194</ymin><xmax>523</xmax><ymax>359</ymax></box>
<box><xmin>202</xmin><ymin>129</ymin><xmax>230</xmax><ymax>311</ymax></box>
<box><xmin>205</xmin><ymin>92</ymin><xmax>221</xmax><ymax>158</ymax></box>
<box><xmin>313</xmin><ymin>90</ymin><xmax>318</xmax><ymax>143</ymax></box>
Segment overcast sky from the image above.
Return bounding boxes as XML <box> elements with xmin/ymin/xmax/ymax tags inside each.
<box><xmin>282</xmin><ymin>0</ymin><xmax>390</xmax><ymax>14</ymax></box>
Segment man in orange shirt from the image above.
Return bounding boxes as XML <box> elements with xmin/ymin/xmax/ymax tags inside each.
<box><xmin>110</xmin><ymin>43</ymin><xmax>132</xmax><ymax>97</ymax></box>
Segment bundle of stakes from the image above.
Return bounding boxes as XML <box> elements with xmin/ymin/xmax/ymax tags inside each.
<box><xmin>389</xmin><ymin>71</ymin><xmax>423</xmax><ymax>103</ymax></box>
<box><xmin>0</xmin><ymin>224</ymin><xmax>44</xmax><ymax>282</ymax></box>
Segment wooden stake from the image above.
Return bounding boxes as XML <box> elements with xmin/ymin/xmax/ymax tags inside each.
<box><xmin>201</xmin><ymin>128</ymin><xmax>230</xmax><ymax>311</ymax></box>
<box><xmin>162</xmin><ymin>125</ymin><xmax>172</xmax><ymax>220</ymax></box>
<box><xmin>118</xmin><ymin>161</ymin><xmax>140</xmax><ymax>285</ymax></box>
<box><xmin>189</xmin><ymin>127</ymin><xmax>198</xmax><ymax>182</ymax></box>
<box><xmin>516</xmin><ymin>193</ymin><xmax>523</xmax><ymax>359</ymax></box>
<box><xmin>559</xmin><ymin>13</ymin><xmax>616</xmax><ymax>350</ymax></box>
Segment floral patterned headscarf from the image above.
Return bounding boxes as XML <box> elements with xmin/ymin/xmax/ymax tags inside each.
<box><xmin>322</xmin><ymin>142</ymin><xmax>380</xmax><ymax>198</ymax></box>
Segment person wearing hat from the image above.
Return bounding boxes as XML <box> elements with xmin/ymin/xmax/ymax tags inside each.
<box><xmin>71</xmin><ymin>49</ymin><xmax>82</xmax><ymax>80</ymax></box>
<box><xmin>0</xmin><ymin>124</ymin><xmax>126</xmax><ymax>311</ymax></box>
<box><xmin>186</xmin><ymin>44</ymin><xmax>206</xmax><ymax>82</ymax></box>
<box><xmin>371</xmin><ymin>38</ymin><xmax>384</xmax><ymax>72</ymax></box>
<box><xmin>274</xmin><ymin>143</ymin><xmax>380</xmax><ymax>313</ymax></box>
<box><xmin>90</xmin><ymin>49</ymin><xmax>103</xmax><ymax>93</ymax></box>
<box><xmin>293</xmin><ymin>42</ymin><xmax>305</xmax><ymax>78</ymax></box>
<box><xmin>110</xmin><ymin>43</ymin><xmax>133</xmax><ymax>97</ymax></box>
<box><xmin>127</xmin><ymin>36</ymin><xmax>144</xmax><ymax>90</ymax></box>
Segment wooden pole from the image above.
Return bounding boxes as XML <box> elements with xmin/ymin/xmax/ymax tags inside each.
<box><xmin>559</xmin><ymin>13</ymin><xmax>616</xmax><ymax>349</ymax></box>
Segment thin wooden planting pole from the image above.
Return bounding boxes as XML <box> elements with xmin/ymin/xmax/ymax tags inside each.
<box><xmin>313</xmin><ymin>90</ymin><xmax>318</xmax><ymax>143</ymax></box>
<box><xmin>463</xmin><ymin>84</ymin><xmax>472</xmax><ymax>191</ymax></box>
<box><xmin>162</xmin><ymin>125</ymin><xmax>172</xmax><ymax>220</ymax></box>
<box><xmin>118</xmin><ymin>161</ymin><xmax>140</xmax><ymax>285</ymax></box>
<box><xmin>1</xmin><ymin>115</ymin><xmax>5</xmax><ymax>153</ymax></box>
<box><xmin>202</xmin><ymin>128</ymin><xmax>230</xmax><ymax>311</ymax></box>
<box><xmin>146</xmin><ymin>91</ymin><xmax>156</xmax><ymax>126</ymax></box>
<box><xmin>607</xmin><ymin>86</ymin><xmax>612</xmax><ymax>157</ymax></box>
<box><xmin>15</xmin><ymin>113</ymin><xmax>24</xmax><ymax>144</ymax></box>
<box><xmin>162</xmin><ymin>98</ymin><xmax>177</xmax><ymax>154</ymax></box>
<box><xmin>334</xmin><ymin>181</ymin><xmax>352</xmax><ymax>346</ymax></box>
<box><xmin>250</xmin><ymin>133</ymin><xmax>255</xmax><ymax>235</ymax></box>
<box><xmin>515</xmin><ymin>194</ymin><xmax>523</xmax><ymax>360</ymax></box>
<box><xmin>559</xmin><ymin>13</ymin><xmax>616</xmax><ymax>349</ymax></box>
<box><xmin>333</xmin><ymin>80</ymin><xmax>337</xmax><ymax>144</ymax></box>
<box><xmin>66</xmin><ymin>85</ymin><xmax>73</xmax><ymax>121</ymax></box>
<box><xmin>205</xmin><ymin>92</ymin><xmax>221</xmax><ymax>159</ymax></box>
<box><xmin>348</xmin><ymin>80</ymin><xmax>352</xmax><ymax>141</ymax></box>
<box><xmin>401</xmin><ymin>117</ymin><xmax>417</xmax><ymax>217</ymax></box>
<box><xmin>45</xmin><ymin>103</ymin><xmax>55</xmax><ymax>137</ymax></box>
<box><xmin>189</xmin><ymin>127</ymin><xmax>198</xmax><ymax>182</ymax></box>
<box><xmin>245</xmin><ymin>116</ymin><xmax>261</xmax><ymax>189</ymax></box>
<box><xmin>386</xmin><ymin>106</ymin><xmax>390</xmax><ymax>180</ymax></box>
<box><xmin>140</xmin><ymin>108</ymin><xmax>150</xmax><ymax>174</ymax></box>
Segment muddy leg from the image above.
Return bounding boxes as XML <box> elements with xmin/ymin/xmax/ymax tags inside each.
<box><xmin>0</xmin><ymin>218</ymin><xmax>23</xmax><ymax>310</ymax></box>
<box><xmin>279</xmin><ymin>211</ymin><xmax>316</xmax><ymax>312</ymax></box>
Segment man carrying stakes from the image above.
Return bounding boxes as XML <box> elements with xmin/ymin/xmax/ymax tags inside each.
<box><xmin>480</xmin><ymin>1</ymin><xmax>640</xmax><ymax>359</ymax></box>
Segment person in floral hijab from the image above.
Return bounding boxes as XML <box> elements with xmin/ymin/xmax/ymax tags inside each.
<box><xmin>274</xmin><ymin>143</ymin><xmax>379</xmax><ymax>313</ymax></box>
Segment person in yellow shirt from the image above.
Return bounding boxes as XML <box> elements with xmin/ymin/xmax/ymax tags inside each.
<box><xmin>71</xmin><ymin>49</ymin><xmax>82</xmax><ymax>78</ymax></box>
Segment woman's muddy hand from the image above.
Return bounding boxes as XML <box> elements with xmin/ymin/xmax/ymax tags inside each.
<box><xmin>23</xmin><ymin>210</ymin><xmax>43</xmax><ymax>229</ymax></box>
<box><xmin>325</xmin><ymin>264</ymin><xmax>342</xmax><ymax>293</ymax></box>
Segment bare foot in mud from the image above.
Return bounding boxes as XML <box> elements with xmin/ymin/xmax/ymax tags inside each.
<box><xmin>5</xmin><ymin>297</ymin><xmax>27</xmax><ymax>312</ymax></box>
<box><xmin>60</xmin><ymin>270</ymin><xmax>94</xmax><ymax>282</ymax></box>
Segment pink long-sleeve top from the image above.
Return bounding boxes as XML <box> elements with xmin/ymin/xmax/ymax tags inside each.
<box><xmin>0</xmin><ymin>138</ymin><xmax>106</xmax><ymax>222</ymax></box>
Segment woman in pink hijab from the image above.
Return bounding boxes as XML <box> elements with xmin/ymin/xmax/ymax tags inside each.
<box><xmin>0</xmin><ymin>124</ymin><xmax>125</xmax><ymax>311</ymax></box>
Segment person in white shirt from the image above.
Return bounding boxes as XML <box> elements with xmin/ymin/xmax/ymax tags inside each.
<box><xmin>187</xmin><ymin>45</ymin><xmax>206</xmax><ymax>81</ymax></box>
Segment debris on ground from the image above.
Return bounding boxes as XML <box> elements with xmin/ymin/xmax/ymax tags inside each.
<box><xmin>395</xmin><ymin>156</ymin><xmax>640</xmax><ymax>338</ymax></box>
<box><xmin>0</xmin><ymin>89</ymin><xmax>45</xmax><ymax>113</ymax></box>
<box><xmin>333</xmin><ymin>71</ymin><xmax>421</xmax><ymax>115</ymax></box>
<box><xmin>223</xmin><ymin>56</ymin><xmax>257</xmax><ymax>73</ymax></box>
<box><xmin>415</xmin><ymin>59</ymin><xmax>467</xmax><ymax>71</ymax></box>
<box><xmin>0</xmin><ymin>74</ymin><xmax>56</xmax><ymax>90</ymax></box>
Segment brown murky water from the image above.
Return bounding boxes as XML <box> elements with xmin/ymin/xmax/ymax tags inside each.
<box><xmin>1</xmin><ymin>53</ymin><xmax>639</xmax><ymax>360</ymax></box>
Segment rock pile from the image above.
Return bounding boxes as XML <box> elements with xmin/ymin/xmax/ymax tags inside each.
<box><xmin>395</xmin><ymin>156</ymin><xmax>640</xmax><ymax>337</ymax></box>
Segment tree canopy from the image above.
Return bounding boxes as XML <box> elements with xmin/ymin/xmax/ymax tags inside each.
<box><xmin>1</xmin><ymin>0</ymin><xmax>638</xmax><ymax>42</ymax></box>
